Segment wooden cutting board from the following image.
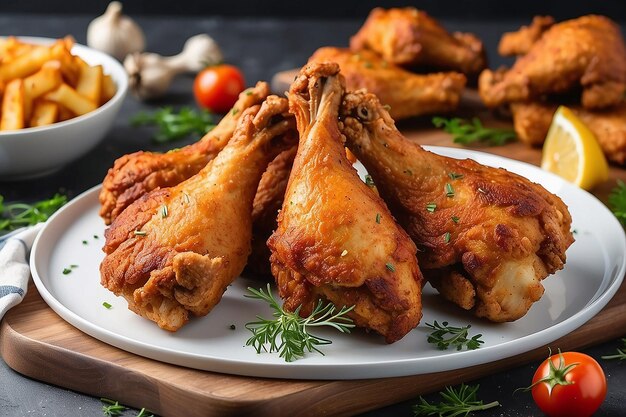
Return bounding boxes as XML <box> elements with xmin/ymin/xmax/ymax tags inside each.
<box><xmin>3</xmin><ymin>72</ymin><xmax>626</xmax><ymax>417</ymax></box>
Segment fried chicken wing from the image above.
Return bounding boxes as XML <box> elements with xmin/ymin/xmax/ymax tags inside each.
<box><xmin>498</xmin><ymin>16</ymin><xmax>555</xmax><ymax>57</ymax></box>
<box><xmin>99</xmin><ymin>82</ymin><xmax>271</xmax><ymax>225</ymax></box>
<box><xmin>268</xmin><ymin>62</ymin><xmax>423</xmax><ymax>343</ymax></box>
<box><xmin>308</xmin><ymin>47</ymin><xmax>466</xmax><ymax>120</ymax></box>
<box><xmin>511</xmin><ymin>101</ymin><xmax>626</xmax><ymax>164</ymax></box>
<box><xmin>350</xmin><ymin>7</ymin><xmax>486</xmax><ymax>76</ymax></box>
<box><xmin>340</xmin><ymin>89</ymin><xmax>574</xmax><ymax>322</ymax></box>
<box><xmin>100</xmin><ymin>96</ymin><xmax>296</xmax><ymax>330</ymax></box>
<box><xmin>480</xmin><ymin>15</ymin><xmax>626</xmax><ymax>110</ymax></box>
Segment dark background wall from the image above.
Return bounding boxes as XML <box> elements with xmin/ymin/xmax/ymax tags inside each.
<box><xmin>1</xmin><ymin>0</ymin><xmax>625</xmax><ymax>20</ymax></box>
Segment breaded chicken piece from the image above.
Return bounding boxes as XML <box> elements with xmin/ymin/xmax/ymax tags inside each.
<box><xmin>511</xmin><ymin>101</ymin><xmax>626</xmax><ymax>165</ymax></box>
<box><xmin>350</xmin><ymin>7</ymin><xmax>486</xmax><ymax>76</ymax></box>
<box><xmin>480</xmin><ymin>15</ymin><xmax>626</xmax><ymax>110</ymax></box>
<box><xmin>498</xmin><ymin>16</ymin><xmax>555</xmax><ymax>56</ymax></box>
<box><xmin>100</xmin><ymin>96</ymin><xmax>296</xmax><ymax>330</ymax></box>
<box><xmin>268</xmin><ymin>62</ymin><xmax>423</xmax><ymax>343</ymax></box>
<box><xmin>340</xmin><ymin>89</ymin><xmax>574</xmax><ymax>322</ymax></box>
<box><xmin>308</xmin><ymin>47</ymin><xmax>466</xmax><ymax>120</ymax></box>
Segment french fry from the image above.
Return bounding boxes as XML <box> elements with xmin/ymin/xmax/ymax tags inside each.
<box><xmin>0</xmin><ymin>45</ymin><xmax>53</xmax><ymax>81</ymax></box>
<box><xmin>57</xmin><ymin>105</ymin><xmax>74</xmax><ymax>122</ymax></box>
<box><xmin>1</xmin><ymin>79</ymin><xmax>25</xmax><ymax>130</ymax></box>
<box><xmin>101</xmin><ymin>73</ymin><xmax>117</xmax><ymax>104</ymax></box>
<box><xmin>29</xmin><ymin>100</ymin><xmax>58</xmax><ymax>127</ymax></box>
<box><xmin>76</xmin><ymin>64</ymin><xmax>102</xmax><ymax>104</ymax></box>
<box><xmin>50</xmin><ymin>41</ymin><xmax>80</xmax><ymax>87</ymax></box>
<box><xmin>23</xmin><ymin>60</ymin><xmax>63</xmax><ymax>121</ymax></box>
<box><xmin>44</xmin><ymin>83</ymin><xmax>97</xmax><ymax>116</ymax></box>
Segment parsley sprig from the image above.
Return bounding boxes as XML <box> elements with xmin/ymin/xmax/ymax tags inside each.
<box><xmin>602</xmin><ymin>338</ymin><xmax>626</xmax><ymax>361</ymax></box>
<box><xmin>426</xmin><ymin>321</ymin><xmax>484</xmax><ymax>351</ymax></box>
<box><xmin>0</xmin><ymin>193</ymin><xmax>67</xmax><ymax>234</ymax></box>
<box><xmin>433</xmin><ymin>117</ymin><xmax>516</xmax><ymax>146</ymax></box>
<box><xmin>608</xmin><ymin>180</ymin><xmax>626</xmax><ymax>226</ymax></box>
<box><xmin>244</xmin><ymin>284</ymin><xmax>355</xmax><ymax>362</ymax></box>
<box><xmin>131</xmin><ymin>107</ymin><xmax>216</xmax><ymax>143</ymax></box>
<box><xmin>413</xmin><ymin>383</ymin><xmax>500</xmax><ymax>417</ymax></box>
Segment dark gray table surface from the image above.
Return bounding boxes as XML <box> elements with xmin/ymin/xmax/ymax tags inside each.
<box><xmin>1</xmin><ymin>12</ymin><xmax>625</xmax><ymax>417</ymax></box>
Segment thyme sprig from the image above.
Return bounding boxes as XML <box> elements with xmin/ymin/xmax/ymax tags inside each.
<box><xmin>244</xmin><ymin>284</ymin><xmax>355</xmax><ymax>362</ymax></box>
<box><xmin>0</xmin><ymin>193</ymin><xmax>67</xmax><ymax>234</ymax></box>
<box><xmin>426</xmin><ymin>321</ymin><xmax>484</xmax><ymax>351</ymax></box>
<box><xmin>602</xmin><ymin>338</ymin><xmax>626</xmax><ymax>361</ymax></box>
<box><xmin>131</xmin><ymin>107</ymin><xmax>216</xmax><ymax>143</ymax></box>
<box><xmin>608</xmin><ymin>180</ymin><xmax>626</xmax><ymax>226</ymax></box>
<box><xmin>433</xmin><ymin>117</ymin><xmax>516</xmax><ymax>146</ymax></box>
<box><xmin>413</xmin><ymin>383</ymin><xmax>500</xmax><ymax>417</ymax></box>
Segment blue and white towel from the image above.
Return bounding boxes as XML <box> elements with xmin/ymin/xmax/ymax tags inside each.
<box><xmin>0</xmin><ymin>224</ymin><xmax>43</xmax><ymax>320</ymax></box>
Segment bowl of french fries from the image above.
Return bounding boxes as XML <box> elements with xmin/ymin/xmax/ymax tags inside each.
<box><xmin>0</xmin><ymin>36</ymin><xmax>127</xmax><ymax>179</ymax></box>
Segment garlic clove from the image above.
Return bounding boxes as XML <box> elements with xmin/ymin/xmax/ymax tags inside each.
<box><xmin>165</xmin><ymin>34</ymin><xmax>224</xmax><ymax>73</ymax></box>
<box><xmin>124</xmin><ymin>52</ymin><xmax>175</xmax><ymax>100</ymax></box>
<box><xmin>87</xmin><ymin>1</ymin><xmax>145</xmax><ymax>61</ymax></box>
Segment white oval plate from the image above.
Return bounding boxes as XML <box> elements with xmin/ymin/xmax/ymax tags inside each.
<box><xmin>31</xmin><ymin>147</ymin><xmax>626</xmax><ymax>380</ymax></box>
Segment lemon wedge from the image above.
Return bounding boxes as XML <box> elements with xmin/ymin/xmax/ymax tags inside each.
<box><xmin>541</xmin><ymin>106</ymin><xmax>609</xmax><ymax>190</ymax></box>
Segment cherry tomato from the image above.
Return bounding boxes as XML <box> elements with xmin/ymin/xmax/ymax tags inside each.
<box><xmin>193</xmin><ymin>65</ymin><xmax>245</xmax><ymax>113</ymax></box>
<box><xmin>531</xmin><ymin>351</ymin><xmax>606</xmax><ymax>417</ymax></box>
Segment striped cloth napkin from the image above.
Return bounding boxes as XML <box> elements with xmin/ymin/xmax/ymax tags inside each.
<box><xmin>0</xmin><ymin>224</ymin><xmax>43</xmax><ymax>320</ymax></box>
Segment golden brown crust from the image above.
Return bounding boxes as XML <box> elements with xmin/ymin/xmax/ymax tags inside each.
<box><xmin>350</xmin><ymin>7</ymin><xmax>486</xmax><ymax>76</ymax></box>
<box><xmin>498</xmin><ymin>16</ymin><xmax>555</xmax><ymax>56</ymax></box>
<box><xmin>341</xmin><ymin>88</ymin><xmax>574</xmax><ymax>322</ymax></box>
<box><xmin>480</xmin><ymin>15</ymin><xmax>626</xmax><ymax>110</ymax></box>
<box><xmin>308</xmin><ymin>47</ymin><xmax>466</xmax><ymax>120</ymax></box>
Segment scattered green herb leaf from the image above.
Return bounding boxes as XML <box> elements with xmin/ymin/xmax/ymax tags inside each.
<box><xmin>444</xmin><ymin>232</ymin><xmax>451</xmax><ymax>244</ymax></box>
<box><xmin>448</xmin><ymin>172</ymin><xmax>464</xmax><ymax>180</ymax></box>
<box><xmin>161</xmin><ymin>205</ymin><xmax>168</xmax><ymax>219</ymax></box>
<box><xmin>93</xmin><ymin>234</ymin><xmax>99</xmax><ymax>239</ymax></box>
<box><xmin>376</xmin><ymin>213</ymin><xmax>381</xmax><ymax>224</ymax></box>
<box><xmin>134</xmin><ymin>230</ymin><xmax>147</xmax><ymax>236</ymax></box>
<box><xmin>445</xmin><ymin>183</ymin><xmax>455</xmax><ymax>198</ymax></box>
<box><xmin>412</xmin><ymin>383</ymin><xmax>499</xmax><ymax>417</ymax></box>
<box><xmin>103</xmin><ymin>302</ymin><xmax>112</xmax><ymax>309</ymax></box>
<box><xmin>0</xmin><ymin>193</ymin><xmax>67</xmax><ymax>234</ymax></box>
<box><xmin>385</xmin><ymin>262</ymin><xmax>395</xmax><ymax>272</ymax></box>
<box><xmin>426</xmin><ymin>203</ymin><xmax>437</xmax><ymax>213</ymax></box>
<box><xmin>136</xmin><ymin>408</ymin><xmax>154</xmax><ymax>417</ymax></box>
<box><xmin>244</xmin><ymin>284</ymin><xmax>354</xmax><ymax>362</ymax></box>
<box><xmin>426</xmin><ymin>320</ymin><xmax>484</xmax><ymax>351</ymax></box>
<box><xmin>100</xmin><ymin>398</ymin><xmax>127</xmax><ymax>416</ymax></box>
<box><xmin>451</xmin><ymin>216</ymin><xmax>460</xmax><ymax>224</ymax></box>
<box><xmin>82</xmin><ymin>240</ymin><xmax>88</xmax><ymax>245</ymax></box>
<box><xmin>131</xmin><ymin>107</ymin><xmax>216</xmax><ymax>143</ymax></box>
<box><xmin>602</xmin><ymin>338</ymin><xmax>626</xmax><ymax>361</ymax></box>
<box><xmin>62</xmin><ymin>268</ymin><xmax>72</xmax><ymax>275</ymax></box>
<box><xmin>433</xmin><ymin>116</ymin><xmax>516</xmax><ymax>146</ymax></box>
<box><xmin>608</xmin><ymin>180</ymin><xmax>626</xmax><ymax>226</ymax></box>
<box><xmin>364</xmin><ymin>175</ymin><xmax>376</xmax><ymax>188</ymax></box>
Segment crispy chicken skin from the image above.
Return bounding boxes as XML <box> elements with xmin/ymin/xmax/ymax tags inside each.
<box><xmin>268</xmin><ymin>62</ymin><xmax>423</xmax><ymax>343</ymax></box>
<box><xmin>511</xmin><ymin>101</ymin><xmax>626</xmax><ymax>165</ymax></box>
<box><xmin>100</xmin><ymin>96</ymin><xmax>296</xmax><ymax>330</ymax></box>
<box><xmin>480</xmin><ymin>15</ymin><xmax>626</xmax><ymax>110</ymax></box>
<box><xmin>340</xmin><ymin>89</ymin><xmax>574</xmax><ymax>322</ymax></box>
<box><xmin>350</xmin><ymin>7</ymin><xmax>486</xmax><ymax>76</ymax></box>
<box><xmin>498</xmin><ymin>16</ymin><xmax>555</xmax><ymax>57</ymax></box>
<box><xmin>99</xmin><ymin>82</ymin><xmax>271</xmax><ymax>225</ymax></box>
<box><xmin>308</xmin><ymin>47</ymin><xmax>466</xmax><ymax>120</ymax></box>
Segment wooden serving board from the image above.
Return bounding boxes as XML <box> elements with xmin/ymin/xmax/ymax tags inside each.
<box><xmin>3</xmin><ymin>70</ymin><xmax>626</xmax><ymax>416</ymax></box>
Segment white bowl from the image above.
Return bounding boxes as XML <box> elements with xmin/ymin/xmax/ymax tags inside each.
<box><xmin>0</xmin><ymin>36</ymin><xmax>128</xmax><ymax>180</ymax></box>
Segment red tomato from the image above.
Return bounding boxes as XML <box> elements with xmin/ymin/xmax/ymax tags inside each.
<box><xmin>193</xmin><ymin>65</ymin><xmax>245</xmax><ymax>113</ymax></box>
<box><xmin>531</xmin><ymin>351</ymin><xmax>606</xmax><ymax>417</ymax></box>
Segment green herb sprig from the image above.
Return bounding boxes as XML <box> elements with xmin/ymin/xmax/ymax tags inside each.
<box><xmin>433</xmin><ymin>117</ymin><xmax>516</xmax><ymax>146</ymax></box>
<box><xmin>101</xmin><ymin>398</ymin><xmax>127</xmax><ymax>416</ymax></box>
<box><xmin>0</xmin><ymin>193</ymin><xmax>67</xmax><ymax>234</ymax></box>
<box><xmin>602</xmin><ymin>338</ymin><xmax>626</xmax><ymax>361</ymax></box>
<box><xmin>131</xmin><ymin>107</ymin><xmax>216</xmax><ymax>143</ymax></box>
<box><xmin>426</xmin><ymin>321</ymin><xmax>484</xmax><ymax>351</ymax></box>
<box><xmin>413</xmin><ymin>383</ymin><xmax>500</xmax><ymax>417</ymax></box>
<box><xmin>608</xmin><ymin>180</ymin><xmax>626</xmax><ymax>226</ymax></box>
<box><xmin>244</xmin><ymin>284</ymin><xmax>355</xmax><ymax>362</ymax></box>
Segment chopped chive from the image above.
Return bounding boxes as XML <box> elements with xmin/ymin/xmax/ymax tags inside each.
<box><xmin>446</xmin><ymin>183</ymin><xmax>455</xmax><ymax>198</ymax></box>
<box><xmin>62</xmin><ymin>268</ymin><xmax>72</xmax><ymax>275</ymax></box>
<box><xmin>93</xmin><ymin>234</ymin><xmax>99</xmax><ymax>239</ymax></box>
<box><xmin>376</xmin><ymin>213</ymin><xmax>381</xmax><ymax>224</ymax></box>
<box><xmin>385</xmin><ymin>262</ymin><xmax>395</xmax><ymax>272</ymax></box>
<box><xmin>82</xmin><ymin>240</ymin><xmax>88</xmax><ymax>245</ymax></box>
<box><xmin>448</xmin><ymin>172</ymin><xmax>464</xmax><ymax>180</ymax></box>
<box><xmin>134</xmin><ymin>230</ymin><xmax>147</xmax><ymax>236</ymax></box>
<box><xmin>444</xmin><ymin>232</ymin><xmax>451</xmax><ymax>243</ymax></box>
<box><xmin>245</xmin><ymin>90</ymin><xmax>253</xmax><ymax>96</ymax></box>
<box><xmin>70</xmin><ymin>264</ymin><xmax>78</xmax><ymax>268</ymax></box>
<box><xmin>365</xmin><ymin>175</ymin><xmax>375</xmax><ymax>188</ymax></box>
<box><xmin>102</xmin><ymin>302</ymin><xmax>112</xmax><ymax>309</ymax></box>
<box><xmin>404</xmin><ymin>169</ymin><xmax>413</xmax><ymax>176</ymax></box>
<box><xmin>451</xmin><ymin>215</ymin><xmax>460</xmax><ymax>224</ymax></box>
<box><xmin>161</xmin><ymin>205</ymin><xmax>168</xmax><ymax>218</ymax></box>
<box><xmin>426</xmin><ymin>203</ymin><xmax>437</xmax><ymax>213</ymax></box>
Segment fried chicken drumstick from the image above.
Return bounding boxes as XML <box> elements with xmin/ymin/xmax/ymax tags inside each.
<box><xmin>268</xmin><ymin>63</ymin><xmax>423</xmax><ymax>343</ymax></box>
<box><xmin>99</xmin><ymin>82</ymin><xmax>271</xmax><ymax>225</ymax></box>
<box><xmin>480</xmin><ymin>15</ymin><xmax>626</xmax><ymax>110</ymax></box>
<box><xmin>308</xmin><ymin>47</ymin><xmax>466</xmax><ymax>120</ymax></box>
<box><xmin>340</xmin><ymin>89</ymin><xmax>574</xmax><ymax>322</ymax></box>
<box><xmin>350</xmin><ymin>7</ymin><xmax>486</xmax><ymax>76</ymax></box>
<box><xmin>100</xmin><ymin>96</ymin><xmax>296</xmax><ymax>330</ymax></box>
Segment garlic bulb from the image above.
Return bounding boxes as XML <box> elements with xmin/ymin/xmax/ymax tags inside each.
<box><xmin>124</xmin><ymin>34</ymin><xmax>224</xmax><ymax>100</ymax></box>
<box><xmin>87</xmin><ymin>1</ymin><xmax>145</xmax><ymax>61</ymax></box>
